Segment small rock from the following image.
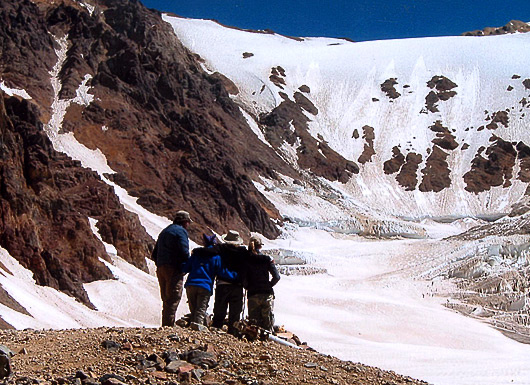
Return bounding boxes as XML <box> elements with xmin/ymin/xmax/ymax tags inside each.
<box><xmin>100</xmin><ymin>340</ymin><xmax>121</xmax><ymax>352</ymax></box>
<box><xmin>99</xmin><ymin>374</ymin><xmax>126</xmax><ymax>384</ymax></box>
<box><xmin>121</xmin><ymin>341</ymin><xmax>133</xmax><ymax>351</ymax></box>
<box><xmin>177</xmin><ymin>371</ymin><xmax>191</xmax><ymax>383</ymax></box>
<box><xmin>190</xmin><ymin>322</ymin><xmax>207</xmax><ymax>332</ymax></box>
<box><xmin>151</xmin><ymin>371</ymin><xmax>166</xmax><ymax>380</ymax></box>
<box><xmin>164</xmin><ymin>360</ymin><xmax>193</xmax><ymax>374</ymax></box>
<box><xmin>304</xmin><ymin>362</ymin><xmax>317</xmax><ymax>368</ymax></box>
<box><xmin>162</xmin><ymin>350</ymin><xmax>180</xmax><ymax>363</ymax></box>
<box><xmin>101</xmin><ymin>378</ymin><xmax>126</xmax><ymax>385</ymax></box>
<box><xmin>75</xmin><ymin>371</ymin><xmax>88</xmax><ymax>380</ymax></box>
<box><xmin>167</xmin><ymin>334</ymin><xmax>180</xmax><ymax>342</ymax></box>
<box><xmin>181</xmin><ymin>349</ymin><xmax>217</xmax><ymax>369</ymax></box>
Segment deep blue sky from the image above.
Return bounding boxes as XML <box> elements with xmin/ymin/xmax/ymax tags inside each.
<box><xmin>140</xmin><ymin>0</ymin><xmax>529</xmax><ymax>42</ymax></box>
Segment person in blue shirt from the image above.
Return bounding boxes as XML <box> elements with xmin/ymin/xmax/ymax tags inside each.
<box><xmin>151</xmin><ymin>210</ymin><xmax>192</xmax><ymax>327</ymax></box>
<box><xmin>182</xmin><ymin>233</ymin><xmax>237</xmax><ymax>325</ymax></box>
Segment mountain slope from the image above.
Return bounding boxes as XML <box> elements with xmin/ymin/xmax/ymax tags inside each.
<box><xmin>0</xmin><ymin>0</ymin><xmax>529</xmax><ymax>341</ymax></box>
<box><xmin>0</xmin><ymin>0</ymin><xmax>309</xmax><ymax>307</ymax></box>
<box><xmin>166</xmin><ymin>16</ymin><xmax>530</xmax><ymax>219</ymax></box>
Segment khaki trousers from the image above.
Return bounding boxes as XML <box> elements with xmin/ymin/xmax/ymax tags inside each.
<box><xmin>156</xmin><ymin>265</ymin><xmax>185</xmax><ymax>327</ymax></box>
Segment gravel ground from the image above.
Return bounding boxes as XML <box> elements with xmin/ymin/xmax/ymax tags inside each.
<box><xmin>0</xmin><ymin>325</ymin><xmax>428</xmax><ymax>385</ymax></box>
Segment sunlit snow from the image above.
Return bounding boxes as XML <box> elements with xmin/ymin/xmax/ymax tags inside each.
<box><xmin>0</xmin><ymin>80</ymin><xmax>31</xmax><ymax>99</ymax></box>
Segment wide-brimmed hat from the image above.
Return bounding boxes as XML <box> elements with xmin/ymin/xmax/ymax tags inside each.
<box><xmin>174</xmin><ymin>210</ymin><xmax>192</xmax><ymax>223</ymax></box>
<box><xmin>221</xmin><ymin>230</ymin><xmax>243</xmax><ymax>245</ymax></box>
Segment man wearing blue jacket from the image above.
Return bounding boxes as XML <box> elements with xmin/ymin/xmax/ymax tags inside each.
<box><xmin>151</xmin><ymin>210</ymin><xmax>192</xmax><ymax>327</ymax></box>
<box><xmin>182</xmin><ymin>234</ymin><xmax>238</xmax><ymax>326</ymax></box>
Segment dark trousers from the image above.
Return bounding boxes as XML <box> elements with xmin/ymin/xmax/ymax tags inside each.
<box><xmin>212</xmin><ymin>283</ymin><xmax>243</xmax><ymax>334</ymax></box>
<box><xmin>156</xmin><ymin>265</ymin><xmax>185</xmax><ymax>327</ymax></box>
<box><xmin>186</xmin><ymin>286</ymin><xmax>211</xmax><ymax>325</ymax></box>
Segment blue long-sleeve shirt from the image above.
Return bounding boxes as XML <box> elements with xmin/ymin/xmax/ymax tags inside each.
<box><xmin>151</xmin><ymin>223</ymin><xmax>190</xmax><ymax>269</ymax></box>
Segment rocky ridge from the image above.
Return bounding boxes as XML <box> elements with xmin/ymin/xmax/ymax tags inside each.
<box><xmin>463</xmin><ymin>20</ymin><xmax>530</xmax><ymax>36</ymax></box>
<box><xmin>0</xmin><ymin>326</ymin><xmax>427</xmax><ymax>385</ymax></box>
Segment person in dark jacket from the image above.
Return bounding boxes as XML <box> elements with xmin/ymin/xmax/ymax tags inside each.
<box><xmin>243</xmin><ymin>236</ymin><xmax>280</xmax><ymax>332</ymax></box>
<box><xmin>151</xmin><ymin>210</ymin><xmax>192</xmax><ymax>327</ymax></box>
<box><xmin>182</xmin><ymin>234</ymin><xmax>237</xmax><ymax>326</ymax></box>
<box><xmin>211</xmin><ymin>230</ymin><xmax>247</xmax><ymax>335</ymax></box>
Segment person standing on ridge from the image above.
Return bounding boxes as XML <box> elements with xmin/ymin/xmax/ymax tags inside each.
<box><xmin>212</xmin><ymin>230</ymin><xmax>247</xmax><ymax>335</ymax></box>
<box><xmin>151</xmin><ymin>210</ymin><xmax>192</xmax><ymax>327</ymax></box>
<box><xmin>243</xmin><ymin>236</ymin><xmax>280</xmax><ymax>332</ymax></box>
<box><xmin>182</xmin><ymin>233</ymin><xmax>238</xmax><ymax>326</ymax></box>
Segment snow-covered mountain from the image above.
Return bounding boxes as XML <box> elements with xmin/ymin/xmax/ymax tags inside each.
<box><xmin>1</xmin><ymin>1</ymin><xmax>530</xmax><ymax>383</ymax></box>
<box><xmin>165</xmin><ymin>15</ymin><xmax>530</xmax><ymax>221</ymax></box>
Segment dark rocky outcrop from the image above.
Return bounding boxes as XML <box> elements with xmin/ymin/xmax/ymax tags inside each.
<box><xmin>269</xmin><ymin>66</ymin><xmax>286</xmax><ymax>89</ymax></box>
<box><xmin>298</xmin><ymin>85</ymin><xmax>310</xmax><ymax>93</ymax></box>
<box><xmin>516</xmin><ymin>142</ymin><xmax>530</xmax><ymax>182</ymax></box>
<box><xmin>485</xmin><ymin>110</ymin><xmax>509</xmax><ymax>130</ymax></box>
<box><xmin>463</xmin><ymin>20</ymin><xmax>530</xmax><ymax>36</ymax></box>
<box><xmin>293</xmin><ymin>92</ymin><xmax>318</xmax><ymax>115</ymax></box>
<box><xmin>429</xmin><ymin>120</ymin><xmax>458</xmax><ymax>151</ymax></box>
<box><xmin>396</xmin><ymin>153</ymin><xmax>422</xmax><ymax>191</ymax></box>
<box><xmin>383</xmin><ymin>146</ymin><xmax>405</xmax><ymax>175</ymax></box>
<box><xmin>424</xmin><ymin>76</ymin><xmax>457</xmax><ymax>113</ymax></box>
<box><xmin>259</xmin><ymin>99</ymin><xmax>358</xmax><ymax>183</ymax></box>
<box><xmin>0</xmin><ymin>0</ymin><xmax>310</xmax><ymax>304</ymax></box>
<box><xmin>380</xmin><ymin>78</ymin><xmax>400</xmax><ymax>99</ymax></box>
<box><xmin>357</xmin><ymin>125</ymin><xmax>375</xmax><ymax>164</ymax></box>
<box><xmin>464</xmin><ymin>135</ymin><xmax>517</xmax><ymax>193</ymax></box>
<box><xmin>419</xmin><ymin>146</ymin><xmax>451</xmax><ymax>192</ymax></box>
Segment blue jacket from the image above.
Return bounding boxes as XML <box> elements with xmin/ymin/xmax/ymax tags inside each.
<box><xmin>183</xmin><ymin>245</ymin><xmax>238</xmax><ymax>293</ymax></box>
<box><xmin>151</xmin><ymin>223</ymin><xmax>190</xmax><ymax>269</ymax></box>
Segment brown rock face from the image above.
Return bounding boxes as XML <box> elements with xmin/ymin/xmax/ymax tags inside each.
<box><xmin>424</xmin><ymin>76</ymin><xmax>457</xmax><ymax>113</ymax></box>
<box><xmin>380</xmin><ymin>78</ymin><xmax>401</xmax><ymax>99</ymax></box>
<box><xmin>419</xmin><ymin>146</ymin><xmax>451</xmax><ymax>192</ymax></box>
<box><xmin>485</xmin><ymin>110</ymin><xmax>509</xmax><ymax>130</ymax></box>
<box><xmin>383</xmin><ymin>146</ymin><xmax>405</xmax><ymax>174</ymax></box>
<box><xmin>357</xmin><ymin>125</ymin><xmax>375</xmax><ymax>164</ymax></box>
<box><xmin>0</xmin><ymin>93</ymin><xmax>150</xmax><ymax>306</ymax></box>
<box><xmin>396</xmin><ymin>152</ymin><xmax>423</xmax><ymax>191</ymax></box>
<box><xmin>429</xmin><ymin>120</ymin><xmax>458</xmax><ymax>151</ymax></box>
<box><xmin>516</xmin><ymin>142</ymin><xmax>530</xmax><ymax>182</ymax></box>
<box><xmin>43</xmin><ymin>0</ymin><xmax>291</xmax><ymax>239</ymax></box>
<box><xmin>464</xmin><ymin>135</ymin><xmax>518</xmax><ymax>193</ymax></box>
<box><xmin>259</xmin><ymin>99</ymin><xmax>358</xmax><ymax>183</ymax></box>
<box><xmin>0</xmin><ymin>0</ymin><xmax>310</xmax><ymax>303</ymax></box>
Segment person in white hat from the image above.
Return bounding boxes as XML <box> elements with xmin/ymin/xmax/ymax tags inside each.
<box><xmin>211</xmin><ymin>230</ymin><xmax>247</xmax><ymax>335</ymax></box>
<box><xmin>242</xmin><ymin>236</ymin><xmax>280</xmax><ymax>332</ymax></box>
<box><xmin>151</xmin><ymin>210</ymin><xmax>192</xmax><ymax>327</ymax></box>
